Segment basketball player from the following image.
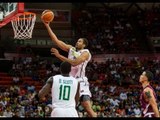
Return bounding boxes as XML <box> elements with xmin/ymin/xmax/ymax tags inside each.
<box><xmin>42</xmin><ymin>20</ymin><xmax>97</xmax><ymax>117</ymax></box>
<box><xmin>139</xmin><ymin>70</ymin><xmax>160</xmax><ymax>117</ymax></box>
<box><xmin>38</xmin><ymin>61</ymin><xmax>80</xmax><ymax>117</ymax></box>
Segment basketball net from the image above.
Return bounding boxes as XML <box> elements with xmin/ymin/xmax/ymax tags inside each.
<box><xmin>11</xmin><ymin>12</ymin><xmax>36</xmax><ymax>39</ymax></box>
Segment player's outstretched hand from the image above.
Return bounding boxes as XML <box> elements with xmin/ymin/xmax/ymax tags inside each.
<box><xmin>41</xmin><ymin>15</ymin><xmax>50</xmax><ymax>26</ymax></box>
<box><xmin>50</xmin><ymin>48</ymin><xmax>60</xmax><ymax>57</ymax></box>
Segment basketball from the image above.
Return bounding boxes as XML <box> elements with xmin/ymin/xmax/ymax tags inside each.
<box><xmin>41</xmin><ymin>10</ymin><xmax>54</xmax><ymax>23</ymax></box>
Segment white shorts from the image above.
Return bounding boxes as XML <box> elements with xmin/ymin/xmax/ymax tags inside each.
<box><xmin>77</xmin><ymin>77</ymin><xmax>91</xmax><ymax>97</ymax></box>
<box><xmin>51</xmin><ymin>108</ymin><xmax>79</xmax><ymax>117</ymax></box>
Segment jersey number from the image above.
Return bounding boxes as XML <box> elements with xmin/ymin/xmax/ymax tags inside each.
<box><xmin>59</xmin><ymin>85</ymin><xmax>71</xmax><ymax>100</ymax></box>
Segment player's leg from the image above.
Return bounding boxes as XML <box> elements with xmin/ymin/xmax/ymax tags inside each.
<box><xmin>78</xmin><ymin>77</ymin><xmax>97</xmax><ymax>117</ymax></box>
<box><xmin>80</xmin><ymin>95</ymin><xmax>97</xmax><ymax>117</ymax></box>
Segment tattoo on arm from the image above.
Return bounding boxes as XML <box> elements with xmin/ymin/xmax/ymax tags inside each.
<box><xmin>145</xmin><ymin>91</ymin><xmax>152</xmax><ymax>99</ymax></box>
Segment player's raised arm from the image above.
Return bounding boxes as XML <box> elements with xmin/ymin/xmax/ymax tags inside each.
<box><xmin>42</xmin><ymin>18</ymin><xmax>72</xmax><ymax>52</ymax></box>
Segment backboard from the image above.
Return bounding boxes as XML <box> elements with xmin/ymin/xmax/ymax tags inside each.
<box><xmin>0</xmin><ymin>3</ymin><xmax>24</xmax><ymax>28</ymax></box>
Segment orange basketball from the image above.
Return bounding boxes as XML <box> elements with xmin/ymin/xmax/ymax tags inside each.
<box><xmin>41</xmin><ymin>10</ymin><xmax>54</xmax><ymax>23</ymax></box>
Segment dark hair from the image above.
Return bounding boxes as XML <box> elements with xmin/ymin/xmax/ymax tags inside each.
<box><xmin>60</xmin><ymin>61</ymin><xmax>71</xmax><ymax>74</ymax></box>
<box><xmin>81</xmin><ymin>38</ymin><xmax>88</xmax><ymax>48</ymax></box>
<box><xmin>144</xmin><ymin>70</ymin><xmax>154</xmax><ymax>81</ymax></box>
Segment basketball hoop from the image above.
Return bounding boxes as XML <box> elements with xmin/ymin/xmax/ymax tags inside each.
<box><xmin>11</xmin><ymin>12</ymin><xmax>36</xmax><ymax>39</ymax></box>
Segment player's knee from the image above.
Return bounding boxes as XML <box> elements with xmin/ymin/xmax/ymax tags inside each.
<box><xmin>80</xmin><ymin>95</ymin><xmax>90</xmax><ymax>102</ymax></box>
<box><xmin>80</xmin><ymin>95</ymin><xmax>91</xmax><ymax>108</ymax></box>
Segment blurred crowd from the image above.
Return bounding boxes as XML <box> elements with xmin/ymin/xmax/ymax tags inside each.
<box><xmin>72</xmin><ymin>5</ymin><xmax>160</xmax><ymax>54</ymax></box>
<box><xmin>72</xmin><ymin>7</ymin><xmax>142</xmax><ymax>54</ymax></box>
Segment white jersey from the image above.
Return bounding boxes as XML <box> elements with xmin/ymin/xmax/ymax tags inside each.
<box><xmin>68</xmin><ymin>47</ymin><xmax>91</xmax><ymax>78</ymax></box>
<box><xmin>51</xmin><ymin>75</ymin><xmax>78</xmax><ymax>109</ymax></box>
